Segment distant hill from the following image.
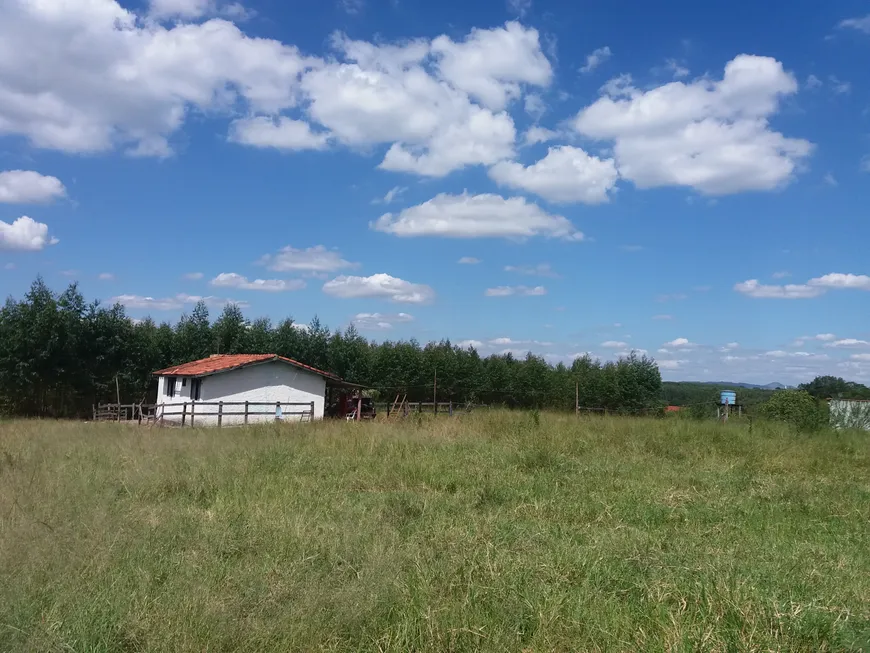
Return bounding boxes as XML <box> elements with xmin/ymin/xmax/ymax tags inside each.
<box><xmin>661</xmin><ymin>381</ymin><xmax>782</xmax><ymax>409</ymax></box>
<box><xmin>698</xmin><ymin>381</ymin><xmax>790</xmax><ymax>390</ymax></box>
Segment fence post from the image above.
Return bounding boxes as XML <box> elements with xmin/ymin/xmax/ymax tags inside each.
<box><xmin>137</xmin><ymin>403</ymin><xmax>142</xmax><ymax>426</ymax></box>
<box><xmin>418</xmin><ymin>401</ymin><xmax>422</xmax><ymax>414</ymax></box>
<box><xmin>190</xmin><ymin>401</ymin><xmax>195</xmax><ymax>428</ymax></box>
<box><xmin>449</xmin><ymin>400</ymin><xmax>453</xmax><ymax>417</ymax></box>
<box><xmin>310</xmin><ymin>401</ymin><xmax>315</xmax><ymax>421</ymax></box>
<box><xmin>181</xmin><ymin>402</ymin><xmax>187</xmax><ymax>427</ymax></box>
<box><xmin>218</xmin><ymin>401</ymin><xmax>223</xmax><ymax>427</ymax></box>
<box><xmin>244</xmin><ymin>401</ymin><xmax>249</xmax><ymax>425</ymax></box>
<box><xmin>356</xmin><ymin>397</ymin><xmax>362</xmax><ymax>422</ymax></box>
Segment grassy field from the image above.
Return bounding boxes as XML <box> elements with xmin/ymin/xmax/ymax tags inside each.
<box><xmin>1</xmin><ymin>413</ymin><xmax>869</xmax><ymax>652</ymax></box>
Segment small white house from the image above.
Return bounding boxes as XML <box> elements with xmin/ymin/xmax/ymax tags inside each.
<box><xmin>153</xmin><ymin>354</ymin><xmax>346</xmax><ymax>425</ymax></box>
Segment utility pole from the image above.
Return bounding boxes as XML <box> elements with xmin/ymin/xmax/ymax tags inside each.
<box><xmin>575</xmin><ymin>380</ymin><xmax>579</xmax><ymax>417</ymax></box>
<box><xmin>433</xmin><ymin>368</ymin><xmax>437</xmax><ymax>415</ymax></box>
<box><xmin>115</xmin><ymin>375</ymin><xmax>121</xmax><ymax>423</ymax></box>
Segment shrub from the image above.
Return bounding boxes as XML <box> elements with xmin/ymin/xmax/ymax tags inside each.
<box><xmin>759</xmin><ymin>389</ymin><xmax>828</xmax><ymax>432</ymax></box>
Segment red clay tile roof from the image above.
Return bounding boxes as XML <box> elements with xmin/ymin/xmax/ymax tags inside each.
<box><xmin>153</xmin><ymin>354</ymin><xmax>341</xmax><ymax>380</ymax></box>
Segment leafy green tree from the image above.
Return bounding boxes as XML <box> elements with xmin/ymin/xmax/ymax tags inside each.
<box><xmin>759</xmin><ymin>389</ymin><xmax>828</xmax><ymax>432</ymax></box>
<box><xmin>273</xmin><ymin>318</ymin><xmax>303</xmax><ymax>360</ymax></box>
<box><xmin>247</xmin><ymin>317</ymin><xmax>274</xmax><ymax>354</ymax></box>
<box><xmin>175</xmin><ymin>301</ymin><xmax>212</xmax><ymax>362</ymax></box>
<box><xmin>799</xmin><ymin>375</ymin><xmax>870</xmax><ymax>400</ymax></box>
<box><xmin>213</xmin><ymin>303</ymin><xmax>248</xmax><ymax>355</ymax></box>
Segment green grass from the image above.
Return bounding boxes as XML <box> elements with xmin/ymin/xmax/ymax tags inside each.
<box><xmin>1</xmin><ymin>413</ymin><xmax>869</xmax><ymax>652</ymax></box>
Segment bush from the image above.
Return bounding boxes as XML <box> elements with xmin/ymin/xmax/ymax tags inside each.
<box><xmin>759</xmin><ymin>389</ymin><xmax>828</xmax><ymax>432</ymax></box>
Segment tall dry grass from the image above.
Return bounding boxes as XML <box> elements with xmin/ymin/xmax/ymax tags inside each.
<box><xmin>1</xmin><ymin>412</ymin><xmax>869</xmax><ymax>651</ymax></box>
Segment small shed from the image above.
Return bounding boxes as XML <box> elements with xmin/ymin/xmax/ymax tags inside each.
<box><xmin>152</xmin><ymin>354</ymin><xmax>353</xmax><ymax>425</ymax></box>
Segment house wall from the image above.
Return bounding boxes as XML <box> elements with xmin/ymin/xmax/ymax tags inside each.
<box><xmin>156</xmin><ymin>376</ymin><xmax>195</xmax><ymax>402</ymax></box>
<box><xmin>156</xmin><ymin>361</ymin><xmax>326</xmax><ymax>425</ymax></box>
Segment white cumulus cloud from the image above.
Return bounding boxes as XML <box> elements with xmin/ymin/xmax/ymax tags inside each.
<box><xmin>431</xmin><ymin>22</ymin><xmax>553</xmax><ymax>111</ymax></box>
<box><xmin>0</xmin><ymin>216</ymin><xmax>58</xmax><ymax>251</ymax></box>
<box><xmin>458</xmin><ymin>256</ymin><xmax>481</xmax><ymax>264</ymax></box>
<box><xmin>733</xmin><ymin>279</ymin><xmax>824</xmax><ymax>299</ymax></box>
<box><xmin>228</xmin><ymin>116</ymin><xmax>329</xmax><ymax>151</ymax></box>
<box><xmin>579</xmin><ymin>46</ymin><xmax>612</xmax><ymax>74</ymax></box>
<box><xmin>504</xmin><ymin>263</ymin><xmax>559</xmax><ymax>277</ymax></box>
<box><xmin>351</xmin><ymin>312</ymin><xmax>414</xmax><ymax>331</ymax></box>
<box><xmin>0</xmin><ymin>0</ymin><xmax>316</xmax><ymax>155</ymax></box>
<box><xmin>110</xmin><ymin>293</ymin><xmax>247</xmax><ymax>310</ymax></box>
<box><xmin>210</xmin><ymin>272</ymin><xmax>305</xmax><ymax>292</ymax></box>
<box><xmin>372</xmin><ymin>192</ymin><xmax>583</xmax><ymax>240</ymax></box>
<box><xmin>484</xmin><ymin>285</ymin><xmax>546</xmax><ymax>297</ymax></box>
<box><xmin>574</xmin><ymin>55</ymin><xmax>812</xmax><ymax>194</ymax></box>
<box><xmin>792</xmin><ymin>333</ymin><xmax>837</xmax><ymax>347</ymax></box>
<box><xmin>489</xmin><ymin>145</ymin><xmax>618</xmax><ymax>203</ymax></box>
<box><xmin>825</xmin><ymin>339</ymin><xmax>870</xmax><ymax>349</ymax></box>
<box><xmin>838</xmin><ymin>14</ymin><xmax>870</xmax><ymax>33</ymax></box>
<box><xmin>735</xmin><ymin>273</ymin><xmax>870</xmax><ymax>298</ymax></box>
<box><xmin>522</xmin><ymin>125</ymin><xmax>558</xmax><ymax>146</ymax></box>
<box><xmin>0</xmin><ymin>171</ymin><xmax>66</xmax><ymax>203</ymax></box>
<box><xmin>323</xmin><ymin>273</ymin><xmax>434</xmax><ymax>304</ymax></box>
<box><xmin>808</xmin><ymin>273</ymin><xmax>870</xmax><ymax>290</ymax></box>
<box><xmin>524</xmin><ymin>93</ymin><xmax>546</xmax><ymax>119</ymax></box>
<box><xmin>148</xmin><ymin>0</ymin><xmax>251</xmax><ymax>20</ymax></box>
<box><xmin>260</xmin><ymin>245</ymin><xmax>357</xmax><ymax>273</ymax></box>
<box><xmin>0</xmin><ymin>4</ymin><xmax>552</xmax><ymax>179</ymax></box>
<box><xmin>664</xmin><ymin>59</ymin><xmax>689</xmax><ymax>79</ymax></box>
<box><xmin>303</xmin><ymin>23</ymin><xmax>551</xmax><ymax>177</ymax></box>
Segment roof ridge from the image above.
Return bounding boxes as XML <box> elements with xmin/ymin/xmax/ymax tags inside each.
<box><xmin>153</xmin><ymin>353</ymin><xmax>340</xmax><ymax>380</ymax></box>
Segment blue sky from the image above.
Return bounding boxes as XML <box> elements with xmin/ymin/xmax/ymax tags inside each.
<box><xmin>1</xmin><ymin>0</ymin><xmax>869</xmax><ymax>384</ymax></box>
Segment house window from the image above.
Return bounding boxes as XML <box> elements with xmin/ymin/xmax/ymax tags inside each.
<box><xmin>191</xmin><ymin>378</ymin><xmax>202</xmax><ymax>401</ymax></box>
<box><xmin>165</xmin><ymin>377</ymin><xmax>176</xmax><ymax>398</ymax></box>
<box><xmin>182</xmin><ymin>378</ymin><xmax>187</xmax><ymax>387</ymax></box>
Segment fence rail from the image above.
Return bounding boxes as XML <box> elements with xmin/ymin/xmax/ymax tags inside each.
<box><xmin>381</xmin><ymin>401</ymin><xmax>487</xmax><ymax>417</ymax></box>
<box><xmin>93</xmin><ymin>403</ymin><xmax>155</xmax><ymax>424</ymax></box>
<box><xmin>94</xmin><ymin>401</ymin><xmax>315</xmax><ymax>427</ymax></box>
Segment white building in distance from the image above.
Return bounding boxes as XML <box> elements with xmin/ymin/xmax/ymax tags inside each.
<box><xmin>153</xmin><ymin>354</ymin><xmax>348</xmax><ymax>425</ymax></box>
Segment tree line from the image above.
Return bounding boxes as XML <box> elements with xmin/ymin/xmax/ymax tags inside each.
<box><xmin>796</xmin><ymin>375</ymin><xmax>870</xmax><ymax>401</ymax></box>
<box><xmin>0</xmin><ymin>279</ymin><xmax>662</xmax><ymax>418</ymax></box>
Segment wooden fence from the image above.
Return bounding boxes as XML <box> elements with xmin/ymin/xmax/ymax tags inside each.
<box><xmin>382</xmin><ymin>401</ymin><xmax>485</xmax><ymax>417</ymax></box>
<box><xmin>93</xmin><ymin>403</ymin><xmax>156</xmax><ymax>423</ymax></box>
<box><xmin>94</xmin><ymin>401</ymin><xmax>315</xmax><ymax>427</ymax></box>
<box><xmin>93</xmin><ymin>400</ymin><xmax>483</xmax><ymax>427</ymax></box>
